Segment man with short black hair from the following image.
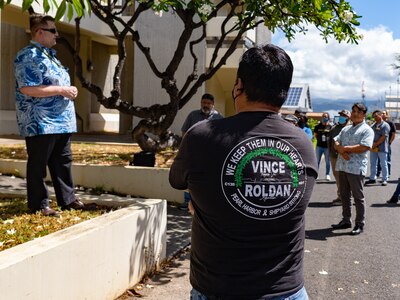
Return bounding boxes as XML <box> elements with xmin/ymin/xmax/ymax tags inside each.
<box><xmin>377</xmin><ymin>110</ymin><xmax>396</xmax><ymax>178</ymax></box>
<box><xmin>365</xmin><ymin>110</ymin><xmax>390</xmax><ymax>186</ymax></box>
<box><xmin>170</xmin><ymin>44</ymin><xmax>318</xmax><ymax>299</ymax></box>
<box><xmin>332</xmin><ymin>103</ymin><xmax>374</xmax><ymax>235</ymax></box>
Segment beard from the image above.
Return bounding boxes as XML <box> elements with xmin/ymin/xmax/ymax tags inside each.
<box><xmin>201</xmin><ymin>106</ymin><xmax>212</xmax><ymax>114</ymax></box>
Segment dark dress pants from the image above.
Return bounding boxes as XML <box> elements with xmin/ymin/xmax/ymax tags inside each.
<box><xmin>338</xmin><ymin>171</ymin><xmax>365</xmax><ymax>227</ymax></box>
<box><xmin>25</xmin><ymin>133</ymin><xmax>75</xmax><ymax>211</ymax></box>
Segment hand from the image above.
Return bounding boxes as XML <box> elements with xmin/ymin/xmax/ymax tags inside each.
<box><xmin>188</xmin><ymin>201</ymin><xmax>194</xmax><ymax>216</ymax></box>
<box><xmin>61</xmin><ymin>86</ymin><xmax>78</xmax><ymax>100</ymax></box>
<box><xmin>341</xmin><ymin>152</ymin><xmax>350</xmax><ymax>160</ymax></box>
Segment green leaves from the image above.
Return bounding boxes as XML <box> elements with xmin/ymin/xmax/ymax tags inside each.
<box><xmin>54</xmin><ymin>0</ymin><xmax>67</xmax><ymax>20</ymax></box>
<box><xmin>1</xmin><ymin>0</ymin><xmax>362</xmax><ymax>44</ymax></box>
<box><xmin>21</xmin><ymin>0</ymin><xmax>34</xmax><ymax>11</ymax></box>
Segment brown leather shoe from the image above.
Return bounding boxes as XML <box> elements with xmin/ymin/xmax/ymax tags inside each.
<box><xmin>40</xmin><ymin>207</ymin><xmax>61</xmax><ymax>218</ymax></box>
<box><xmin>62</xmin><ymin>199</ymin><xmax>96</xmax><ymax>211</ymax></box>
<box><xmin>62</xmin><ymin>199</ymin><xmax>85</xmax><ymax>210</ymax></box>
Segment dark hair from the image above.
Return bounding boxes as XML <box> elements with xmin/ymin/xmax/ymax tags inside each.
<box><xmin>30</xmin><ymin>14</ymin><xmax>55</xmax><ymax>34</ymax></box>
<box><xmin>237</xmin><ymin>44</ymin><xmax>293</xmax><ymax>107</ymax></box>
<box><xmin>201</xmin><ymin>93</ymin><xmax>214</xmax><ymax>102</ymax></box>
<box><xmin>322</xmin><ymin>112</ymin><xmax>330</xmax><ymax>118</ymax></box>
<box><xmin>352</xmin><ymin>102</ymin><xmax>367</xmax><ymax>114</ymax></box>
<box><xmin>372</xmin><ymin>110</ymin><xmax>382</xmax><ymax>116</ymax></box>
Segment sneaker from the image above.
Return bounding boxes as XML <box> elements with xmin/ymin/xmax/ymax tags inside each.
<box><xmin>326</xmin><ymin>175</ymin><xmax>331</xmax><ymax>181</ymax></box>
<box><xmin>382</xmin><ymin>181</ymin><xmax>388</xmax><ymax>186</ymax></box>
<box><xmin>364</xmin><ymin>179</ymin><xmax>376</xmax><ymax>185</ymax></box>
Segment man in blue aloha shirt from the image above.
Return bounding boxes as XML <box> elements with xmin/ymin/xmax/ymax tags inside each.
<box><xmin>14</xmin><ymin>14</ymin><xmax>90</xmax><ymax>217</ymax></box>
<box><xmin>331</xmin><ymin>103</ymin><xmax>374</xmax><ymax>235</ymax></box>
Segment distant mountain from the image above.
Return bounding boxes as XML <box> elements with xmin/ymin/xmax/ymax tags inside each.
<box><xmin>312</xmin><ymin>98</ymin><xmax>385</xmax><ymax>113</ymax></box>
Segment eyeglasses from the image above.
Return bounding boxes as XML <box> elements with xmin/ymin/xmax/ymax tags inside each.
<box><xmin>40</xmin><ymin>28</ymin><xmax>58</xmax><ymax>34</ymax></box>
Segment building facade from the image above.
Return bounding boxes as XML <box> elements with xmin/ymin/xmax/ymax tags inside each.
<box><xmin>1</xmin><ymin>4</ymin><xmax>272</xmax><ymax>137</ymax></box>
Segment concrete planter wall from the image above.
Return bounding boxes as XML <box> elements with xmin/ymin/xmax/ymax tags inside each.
<box><xmin>0</xmin><ymin>159</ymin><xmax>183</xmax><ymax>203</ymax></box>
<box><xmin>0</xmin><ymin>199</ymin><xmax>167</xmax><ymax>300</ymax></box>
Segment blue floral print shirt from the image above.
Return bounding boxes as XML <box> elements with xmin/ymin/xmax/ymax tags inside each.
<box><xmin>334</xmin><ymin>120</ymin><xmax>374</xmax><ymax>176</ymax></box>
<box><xmin>14</xmin><ymin>41</ymin><xmax>77</xmax><ymax>137</ymax></box>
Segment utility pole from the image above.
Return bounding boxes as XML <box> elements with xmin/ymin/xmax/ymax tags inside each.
<box><xmin>397</xmin><ymin>76</ymin><xmax>400</xmax><ymax>122</ymax></box>
<box><xmin>361</xmin><ymin>81</ymin><xmax>366</xmax><ymax>106</ymax></box>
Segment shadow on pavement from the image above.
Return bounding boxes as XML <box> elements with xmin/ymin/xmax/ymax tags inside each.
<box><xmin>305</xmin><ymin>227</ymin><xmax>352</xmax><ymax>241</ymax></box>
<box><xmin>370</xmin><ymin>203</ymin><xmax>399</xmax><ymax>208</ymax></box>
<box><xmin>307</xmin><ymin>201</ymin><xmax>335</xmax><ymax>208</ymax></box>
<box><xmin>315</xmin><ymin>181</ymin><xmax>336</xmax><ymax>185</ymax></box>
<box><xmin>166</xmin><ymin>205</ymin><xmax>192</xmax><ymax>257</ymax></box>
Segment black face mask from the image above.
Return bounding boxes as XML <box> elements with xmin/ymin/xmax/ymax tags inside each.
<box><xmin>298</xmin><ymin>121</ymin><xmax>305</xmax><ymax>128</ymax></box>
<box><xmin>231</xmin><ymin>89</ymin><xmax>239</xmax><ymax>102</ymax></box>
<box><xmin>231</xmin><ymin>78</ymin><xmax>244</xmax><ymax>103</ymax></box>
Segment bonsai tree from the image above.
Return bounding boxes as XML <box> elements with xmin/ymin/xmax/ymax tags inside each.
<box><xmin>1</xmin><ymin>0</ymin><xmax>362</xmax><ymax>151</ymax></box>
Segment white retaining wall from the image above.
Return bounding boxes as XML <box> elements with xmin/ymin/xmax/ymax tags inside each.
<box><xmin>0</xmin><ymin>199</ymin><xmax>167</xmax><ymax>300</ymax></box>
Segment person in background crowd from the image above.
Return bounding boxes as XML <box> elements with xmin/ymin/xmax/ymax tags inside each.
<box><xmin>295</xmin><ymin>111</ymin><xmax>312</xmax><ymax>139</ymax></box>
<box><xmin>365</xmin><ymin>110</ymin><xmax>390</xmax><ymax>186</ymax></box>
<box><xmin>170</xmin><ymin>44</ymin><xmax>317</xmax><ymax>299</ymax></box>
<box><xmin>328</xmin><ymin>109</ymin><xmax>351</xmax><ymax>205</ymax></box>
<box><xmin>13</xmin><ymin>14</ymin><xmax>91</xmax><ymax>217</ymax></box>
<box><xmin>314</xmin><ymin>112</ymin><xmax>332</xmax><ymax>180</ymax></box>
<box><xmin>332</xmin><ymin>103</ymin><xmax>374</xmax><ymax>235</ymax></box>
<box><xmin>377</xmin><ymin>110</ymin><xmax>396</xmax><ymax>178</ymax></box>
<box><xmin>181</xmin><ymin>93</ymin><xmax>223</xmax><ymax>136</ymax></box>
<box><xmin>179</xmin><ymin>93</ymin><xmax>223</xmax><ymax>210</ymax></box>
<box><xmin>284</xmin><ymin>114</ymin><xmax>299</xmax><ymax>126</ymax></box>
<box><xmin>387</xmin><ymin>180</ymin><xmax>400</xmax><ymax>204</ymax></box>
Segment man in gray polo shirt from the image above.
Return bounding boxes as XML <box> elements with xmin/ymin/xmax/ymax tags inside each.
<box><xmin>181</xmin><ymin>93</ymin><xmax>223</xmax><ymax>135</ymax></box>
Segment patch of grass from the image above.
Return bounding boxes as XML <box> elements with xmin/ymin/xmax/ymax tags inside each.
<box><xmin>0</xmin><ymin>197</ymin><xmax>112</xmax><ymax>252</ymax></box>
<box><xmin>0</xmin><ymin>143</ymin><xmax>177</xmax><ymax>168</ymax></box>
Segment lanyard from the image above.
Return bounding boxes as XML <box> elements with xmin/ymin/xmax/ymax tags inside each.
<box><xmin>30</xmin><ymin>42</ymin><xmax>63</xmax><ymax>68</ymax></box>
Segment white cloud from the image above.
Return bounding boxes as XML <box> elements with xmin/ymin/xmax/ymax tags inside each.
<box><xmin>273</xmin><ymin>26</ymin><xmax>400</xmax><ymax>100</ymax></box>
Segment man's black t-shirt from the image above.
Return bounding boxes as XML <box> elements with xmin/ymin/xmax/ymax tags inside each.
<box><xmin>386</xmin><ymin>120</ymin><xmax>396</xmax><ymax>143</ymax></box>
<box><xmin>314</xmin><ymin>122</ymin><xmax>332</xmax><ymax>148</ymax></box>
<box><xmin>170</xmin><ymin>111</ymin><xmax>318</xmax><ymax>299</ymax></box>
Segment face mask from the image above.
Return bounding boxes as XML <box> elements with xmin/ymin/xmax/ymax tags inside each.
<box><xmin>322</xmin><ymin>117</ymin><xmax>329</xmax><ymax>123</ymax></box>
<box><xmin>338</xmin><ymin>116</ymin><xmax>347</xmax><ymax>125</ymax></box>
<box><xmin>298</xmin><ymin>121</ymin><xmax>305</xmax><ymax>128</ymax></box>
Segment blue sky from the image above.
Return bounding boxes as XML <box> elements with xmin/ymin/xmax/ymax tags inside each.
<box><xmin>272</xmin><ymin>0</ymin><xmax>400</xmax><ymax>102</ymax></box>
<box><xmin>350</xmin><ymin>0</ymin><xmax>400</xmax><ymax>39</ymax></box>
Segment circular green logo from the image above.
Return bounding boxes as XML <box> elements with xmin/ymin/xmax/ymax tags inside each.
<box><xmin>221</xmin><ymin>136</ymin><xmax>307</xmax><ymax>220</ymax></box>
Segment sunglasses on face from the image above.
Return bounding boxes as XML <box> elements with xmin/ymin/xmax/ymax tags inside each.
<box><xmin>40</xmin><ymin>28</ymin><xmax>58</xmax><ymax>34</ymax></box>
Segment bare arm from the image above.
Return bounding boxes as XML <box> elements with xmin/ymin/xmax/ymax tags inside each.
<box><xmin>20</xmin><ymin>85</ymin><xmax>78</xmax><ymax>100</ymax></box>
<box><xmin>341</xmin><ymin>144</ymin><xmax>370</xmax><ymax>154</ymax></box>
<box><xmin>390</xmin><ymin>131</ymin><xmax>396</xmax><ymax>144</ymax></box>
<box><xmin>334</xmin><ymin>141</ymin><xmax>370</xmax><ymax>160</ymax></box>
<box><xmin>372</xmin><ymin>135</ymin><xmax>386</xmax><ymax>149</ymax></box>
